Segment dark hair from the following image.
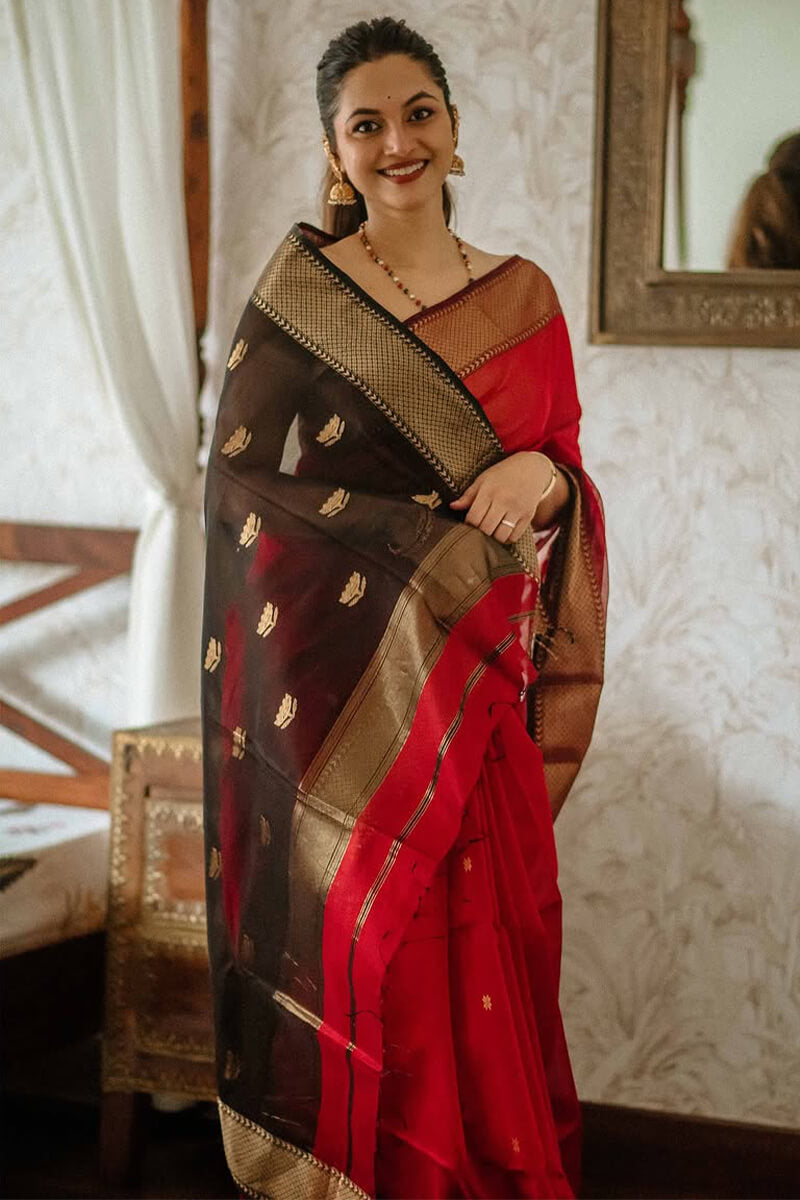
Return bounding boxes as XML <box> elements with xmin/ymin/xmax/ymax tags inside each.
<box><xmin>727</xmin><ymin>131</ymin><xmax>800</xmax><ymax>269</ymax></box>
<box><xmin>316</xmin><ymin>16</ymin><xmax>455</xmax><ymax>237</ymax></box>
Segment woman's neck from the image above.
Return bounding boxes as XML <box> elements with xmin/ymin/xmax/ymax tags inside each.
<box><xmin>361</xmin><ymin>202</ymin><xmax>456</xmax><ymax>272</ymax></box>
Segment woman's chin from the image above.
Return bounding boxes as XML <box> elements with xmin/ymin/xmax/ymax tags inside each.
<box><xmin>364</xmin><ymin>177</ymin><xmax>448</xmax><ymax>215</ymax></box>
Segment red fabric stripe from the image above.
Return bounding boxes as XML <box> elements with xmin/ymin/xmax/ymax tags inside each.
<box><xmin>313</xmin><ymin>573</ymin><xmax>534</xmax><ymax>1194</ymax></box>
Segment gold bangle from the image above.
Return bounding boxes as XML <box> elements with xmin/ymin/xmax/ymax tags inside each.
<box><xmin>532</xmin><ymin>453</ymin><xmax>558</xmax><ymax>505</ymax></box>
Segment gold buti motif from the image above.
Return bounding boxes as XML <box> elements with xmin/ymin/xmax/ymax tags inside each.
<box><xmin>232</xmin><ymin>726</ymin><xmax>247</xmax><ymax>759</ymax></box>
<box><xmin>412</xmin><ymin>490</ymin><xmax>442</xmax><ymax>510</ymax></box>
<box><xmin>316</xmin><ymin>414</ymin><xmax>345</xmax><ymax>446</ymax></box>
<box><xmin>257</xmin><ymin>602</ymin><xmax>278</xmax><ymax>637</ymax></box>
<box><xmin>319</xmin><ymin>487</ymin><xmax>350</xmax><ymax>517</ymax></box>
<box><xmin>462</xmin><ymin>855</ymin><xmax>473</xmax><ymax>873</ymax></box>
<box><xmin>240</xmin><ymin>934</ymin><xmax>255</xmax><ymax>965</ymax></box>
<box><xmin>339</xmin><ymin>571</ymin><xmax>366</xmax><ymax>607</ymax></box>
<box><xmin>482</xmin><ymin>993</ymin><xmax>493</xmax><ymax>1011</ymax></box>
<box><xmin>239</xmin><ymin>512</ymin><xmax>262</xmax><ymax>547</ymax></box>
<box><xmin>208</xmin><ymin>846</ymin><xmax>222</xmax><ymax>879</ymax></box>
<box><xmin>204</xmin><ymin>636</ymin><xmax>222</xmax><ymax>672</ymax></box>
<box><xmin>259</xmin><ymin>814</ymin><xmax>272</xmax><ymax>847</ymax></box>
<box><xmin>223</xmin><ymin>1050</ymin><xmax>240</xmax><ymax>1081</ymax></box>
<box><xmin>511</xmin><ymin>1137</ymin><xmax>521</xmax><ymax>1155</ymax></box>
<box><xmin>227</xmin><ymin>338</ymin><xmax>248</xmax><ymax>370</ymax></box>
<box><xmin>221</xmin><ymin>425</ymin><xmax>252</xmax><ymax>457</ymax></box>
<box><xmin>274</xmin><ymin>693</ymin><xmax>298</xmax><ymax>729</ymax></box>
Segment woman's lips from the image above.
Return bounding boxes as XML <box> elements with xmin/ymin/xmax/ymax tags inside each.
<box><xmin>378</xmin><ymin>160</ymin><xmax>428</xmax><ymax>184</ymax></box>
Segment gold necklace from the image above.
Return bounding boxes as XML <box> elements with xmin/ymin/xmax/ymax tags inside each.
<box><xmin>358</xmin><ymin>221</ymin><xmax>474</xmax><ymax>312</ymax></box>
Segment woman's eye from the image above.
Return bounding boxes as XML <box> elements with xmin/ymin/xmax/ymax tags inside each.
<box><xmin>409</xmin><ymin>107</ymin><xmax>433</xmax><ymax>121</ymax></box>
<box><xmin>353</xmin><ymin>119</ymin><xmax>379</xmax><ymax>134</ymax></box>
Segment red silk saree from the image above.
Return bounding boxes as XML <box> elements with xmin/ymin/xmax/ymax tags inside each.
<box><xmin>202</xmin><ymin>224</ymin><xmax>607</xmax><ymax>1199</ymax></box>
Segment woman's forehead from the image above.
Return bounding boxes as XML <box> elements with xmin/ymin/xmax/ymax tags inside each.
<box><xmin>337</xmin><ymin>54</ymin><xmax>441</xmax><ymax>114</ymax></box>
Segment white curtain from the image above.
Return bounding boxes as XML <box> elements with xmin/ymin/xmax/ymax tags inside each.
<box><xmin>8</xmin><ymin>0</ymin><xmax>204</xmax><ymax>725</ymax></box>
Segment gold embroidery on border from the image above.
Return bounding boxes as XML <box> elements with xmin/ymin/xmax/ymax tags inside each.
<box><xmin>412</xmin><ymin>490</ymin><xmax>442</xmax><ymax>509</ymax></box>
<box><xmin>221</xmin><ymin>425</ymin><xmax>252</xmax><ymax>457</ymax></box>
<box><xmin>319</xmin><ymin>487</ymin><xmax>350</xmax><ymax>517</ymax></box>
<box><xmin>239</xmin><ymin>512</ymin><xmax>262</xmax><ymax>547</ymax></box>
<box><xmin>316</xmin><ymin>414</ymin><xmax>345</xmax><ymax>446</ymax></box>
<box><xmin>232</xmin><ymin>727</ymin><xmax>246</xmax><ymax>759</ymax></box>
<box><xmin>208</xmin><ymin>847</ymin><xmax>222</xmax><ymax>879</ymax></box>
<box><xmin>259</xmin><ymin>815</ymin><xmax>272</xmax><ymax>847</ymax></box>
<box><xmin>257</xmin><ymin>602</ymin><xmax>278</xmax><ymax>637</ymax></box>
<box><xmin>227</xmin><ymin>338</ymin><xmax>248</xmax><ymax>370</ymax></box>
<box><xmin>218</xmin><ymin>1100</ymin><xmax>369</xmax><ymax>1200</ymax></box>
<box><xmin>274</xmin><ymin>694</ymin><xmax>297</xmax><ymax>729</ymax></box>
<box><xmin>339</xmin><ymin>571</ymin><xmax>366</xmax><ymax>607</ymax></box>
<box><xmin>204</xmin><ymin>636</ymin><xmax>222</xmax><ymax>672</ymax></box>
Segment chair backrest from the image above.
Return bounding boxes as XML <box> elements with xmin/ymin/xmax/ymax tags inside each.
<box><xmin>0</xmin><ymin>522</ymin><xmax>137</xmax><ymax>809</ymax></box>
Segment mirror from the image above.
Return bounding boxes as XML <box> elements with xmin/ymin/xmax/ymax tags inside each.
<box><xmin>591</xmin><ymin>0</ymin><xmax>800</xmax><ymax>346</ymax></box>
<box><xmin>663</xmin><ymin>1</ymin><xmax>800</xmax><ymax>272</ymax></box>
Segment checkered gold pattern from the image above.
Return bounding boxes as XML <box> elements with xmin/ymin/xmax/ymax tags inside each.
<box><xmin>409</xmin><ymin>256</ymin><xmax>561</xmax><ymax>377</ymax></box>
<box><xmin>219</xmin><ymin>1101</ymin><xmax>368</xmax><ymax>1200</ymax></box>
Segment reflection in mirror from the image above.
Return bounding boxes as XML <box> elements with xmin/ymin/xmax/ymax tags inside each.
<box><xmin>662</xmin><ymin>0</ymin><xmax>800</xmax><ymax>272</ymax></box>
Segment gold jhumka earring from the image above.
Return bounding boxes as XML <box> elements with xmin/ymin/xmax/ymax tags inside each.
<box><xmin>449</xmin><ymin>107</ymin><xmax>465</xmax><ymax>177</ymax></box>
<box><xmin>322</xmin><ymin>136</ymin><xmax>357</xmax><ymax>205</ymax></box>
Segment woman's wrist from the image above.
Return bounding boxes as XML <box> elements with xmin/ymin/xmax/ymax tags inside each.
<box><xmin>529</xmin><ymin>452</ymin><xmax>569</xmax><ymax>528</ymax></box>
<box><xmin>530</xmin><ymin>452</ymin><xmax>558</xmax><ymax>505</ymax></box>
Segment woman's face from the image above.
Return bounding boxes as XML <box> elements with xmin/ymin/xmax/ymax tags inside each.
<box><xmin>330</xmin><ymin>54</ymin><xmax>455</xmax><ymax>218</ymax></box>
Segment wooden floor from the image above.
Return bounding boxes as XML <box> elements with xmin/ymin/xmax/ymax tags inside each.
<box><xmin>1</xmin><ymin>1035</ymin><xmax>797</xmax><ymax>1199</ymax></box>
<box><xmin>1</xmin><ymin>1035</ymin><xmax>233</xmax><ymax>1200</ymax></box>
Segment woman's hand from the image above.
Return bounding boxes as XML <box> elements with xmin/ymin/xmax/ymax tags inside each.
<box><xmin>449</xmin><ymin>451</ymin><xmax>567</xmax><ymax>543</ymax></box>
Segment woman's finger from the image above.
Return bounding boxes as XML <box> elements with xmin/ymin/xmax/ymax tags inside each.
<box><xmin>464</xmin><ymin>492</ymin><xmax>493</xmax><ymax>529</ymax></box>
<box><xmin>478</xmin><ymin>501</ymin><xmax>508</xmax><ymax>537</ymax></box>
<box><xmin>494</xmin><ymin>512</ymin><xmax>523</xmax><ymax>543</ymax></box>
<box><xmin>506</xmin><ymin>515</ymin><xmax>530</xmax><ymax>543</ymax></box>
<box><xmin>449</xmin><ymin>480</ymin><xmax>478</xmax><ymax>509</ymax></box>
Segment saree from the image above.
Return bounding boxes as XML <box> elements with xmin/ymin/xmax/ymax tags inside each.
<box><xmin>202</xmin><ymin>223</ymin><xmax>607</xmax><ymax>1200</ymax></box>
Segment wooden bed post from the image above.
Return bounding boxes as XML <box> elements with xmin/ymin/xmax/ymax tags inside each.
<box><xmin>181</xmin><ymin>0</ymin><xmax>210</xmax><ymax>403</ymax></box>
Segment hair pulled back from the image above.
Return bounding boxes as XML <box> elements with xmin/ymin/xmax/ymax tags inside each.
<box><xmin>316</xmin><ymin>16</ymin><xmax>455</xmax><ymax>237</ymax></box>
<box><xmin>727</xmin><ymin>131</ymin><xmax>800</xmax><ymax>269</ymax></box>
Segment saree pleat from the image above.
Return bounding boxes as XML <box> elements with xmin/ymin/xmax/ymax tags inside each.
<box><xmin>202</xmin><ymin>224</ymin><xmax>606</xmax><ymax>1200</ymax></box>
<box><xmin>375</xmin><ymin>710</ymin><xmax>576</xmax><ymax>1200</ymax></box>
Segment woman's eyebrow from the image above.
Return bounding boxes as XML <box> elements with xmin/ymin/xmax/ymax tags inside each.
<box><xmin>346</xmin><ymin>91</ymin><xmax>437</xmax><ymax>121</ymax></box>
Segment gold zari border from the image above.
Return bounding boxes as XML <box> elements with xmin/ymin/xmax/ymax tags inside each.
<box><xmin>219</xmin><ymin>1100</ymin><xmax>369</xmax><ymax>1200</ymax></box>
<box><xmin>533</xmin><ymin>466</ymin><xmax>606</xmax><ymax>818</ymax></box>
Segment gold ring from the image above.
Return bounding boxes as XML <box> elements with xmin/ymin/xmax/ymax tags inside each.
<box><xmin>500</xmin><ymin>518</ymin><xmax>516</xmax><ymax>528</ymax></box>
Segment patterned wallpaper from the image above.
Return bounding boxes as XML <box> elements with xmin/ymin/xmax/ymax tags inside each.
<box><xmin>1</xmin><ymin>0</ymin><xmax>797</xmax><ymax>1128</ymax></box>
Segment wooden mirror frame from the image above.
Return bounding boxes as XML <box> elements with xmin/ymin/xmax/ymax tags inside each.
<box><xmin>590</xmin><ymin>0</ymin><xmax>800</xmax><ymax>347</ymax></box>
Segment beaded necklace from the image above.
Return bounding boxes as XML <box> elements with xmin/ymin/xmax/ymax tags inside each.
<box><xmin>358</xmin><ymin>221</ymin><xmax>473</xmax><ymax>312</ymax></box>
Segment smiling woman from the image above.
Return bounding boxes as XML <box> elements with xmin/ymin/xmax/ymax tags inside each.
<box><xmin>202</xmin><ymin>16</ymin><xmax>607</xmax><ymax>1200</ymax></box>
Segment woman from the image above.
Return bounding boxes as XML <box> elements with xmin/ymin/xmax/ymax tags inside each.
<box><xmin>727</xmin><ymin>131</ymin><xmax>800</xmax><ymax>269</ymax></box>
<box><xmin>202</xmin><ymin>17</ymin><xmax>607</xmax><ymax>1200</ymax></box>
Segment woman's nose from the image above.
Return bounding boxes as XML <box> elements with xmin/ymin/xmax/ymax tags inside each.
<box><xmin>382</xmin><ymin>122</ymin><xmax>415</xmax><ymax>157</ymax></box>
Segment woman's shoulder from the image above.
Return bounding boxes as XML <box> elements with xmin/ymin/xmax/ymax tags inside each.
<box><xmin>463</xmin><ymin>242</ymin><xmax>561</xmax><ymax>305</ymax></box>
